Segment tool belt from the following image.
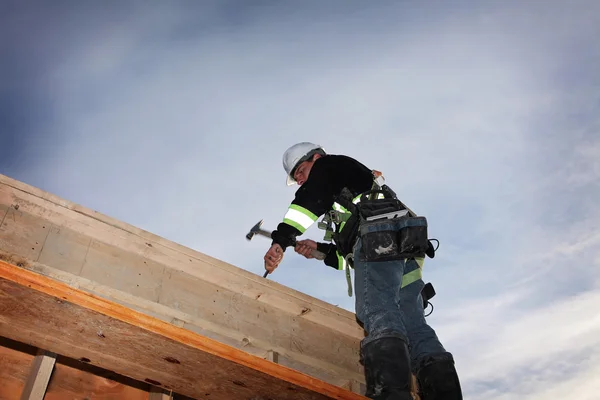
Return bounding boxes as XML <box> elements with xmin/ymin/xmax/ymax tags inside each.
<box><xmin>356</xmin><ymin>187</ymin><xmax>428</xmax><ymax>262</ymax></box>
<box><xmin>359</xmin><ymin>215</ymin><xmax>429</xmax><ymax>262</ymax></box>
<box><xmin>323</xmin><ymin>185</ymin><xmax>439</xmax><ymax>308</ymax></box>
<box><xmin>331</xmin><ymin>185</ymin><xmax>434</xmax><ymax>262</ymax></box>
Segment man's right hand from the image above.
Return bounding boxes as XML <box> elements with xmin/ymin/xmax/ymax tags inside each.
<box><xmin>295</xmin><ymin>239</ymin><xmax>318</xmax><ymax>259</ymax></box>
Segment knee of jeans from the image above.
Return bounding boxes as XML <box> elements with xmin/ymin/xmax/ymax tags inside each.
<box><xmin>415</xmin><ymin>351</ymin><xmax>455</xmax><ymax>371</ymax></box>
<box><xmin>361</xmin><ymin>329</ymin><xmax>409</xmax><ymax>349</ymax></box>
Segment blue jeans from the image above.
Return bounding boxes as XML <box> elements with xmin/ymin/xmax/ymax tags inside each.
<box><xmin>353</xmin><ymin>220</ymin><xmax>454</xmax><ymax>372</ymax></box>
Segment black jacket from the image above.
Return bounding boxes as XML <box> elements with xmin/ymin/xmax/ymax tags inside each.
<box><xmin>271</xmin><ymin>154</ymin><xmax>374</xmax><ymax>268</ymax></box>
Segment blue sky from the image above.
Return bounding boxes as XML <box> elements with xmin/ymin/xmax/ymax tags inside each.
<box><xmin>1</xmin><ymin>1</ymin><xmax>599</xmax><ymax>398</ymax></box>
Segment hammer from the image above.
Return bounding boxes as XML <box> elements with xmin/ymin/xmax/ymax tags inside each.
<box><xmin>246</xmin><ymin>219</ymin><xmax>327</xmax><ymax>277</ymax></box>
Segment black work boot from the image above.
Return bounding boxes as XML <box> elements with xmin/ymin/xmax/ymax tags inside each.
<box><xmin>360</xmin><ymin>337</ymin><xmax>413</xmax><ymax>400</ymax></box>
<box><xmin>417</xmin><ymin>359</ymin><xmax>463</xmax><ymax>400</ymax></box>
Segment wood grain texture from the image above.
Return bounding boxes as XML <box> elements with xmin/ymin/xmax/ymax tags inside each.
<box><xmin>0</xmin><ymin>173</ymin><xmax>367</xmax><ymax>391</ymax></box>
<box><xmin>2</xmin><ymin>256</ymin><xmax>366</xmax><ymax>389</ymax></box>
<box><xmin>0</xmin><ymin>337</ymin><xmax>36</xmax><ymax>400</ymax></box>
<box><xmin>0</xmin><ymin>203</ymin><xmax>49</xmax><ymax>262</ymax></box>
<box><xmin>149</xmin><ymin>386</ymin><xmax>172</xmax><ymax>400</ymax></box>
<box><xmin>0</xmin><ymin>336</ymin><xmax>152</xmax><ymax>400</ymax></box>
<box><xmin>37</xmin><ymin>224</ymin><xmax>90</xmax><ymax>275</ymax></box>
<box><xmin>44</xmin><ymin>356</ymin><xmax>150</xmax><ymax>400</ymax></box>
<box><xmin>0</xmin><ymin>174</ymin><xmax>363</xmax><ymax>336</ymax></box>
<box><xmin>0</xmin><ymin>261</ymin><xmax>366</xmax><ymax>400</ymax></box>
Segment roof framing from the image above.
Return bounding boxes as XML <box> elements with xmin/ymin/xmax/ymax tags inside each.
<box><xmin>0</xmin><ymin>260</ymin><xmax>365</xmax><ymax>400</ymax></box>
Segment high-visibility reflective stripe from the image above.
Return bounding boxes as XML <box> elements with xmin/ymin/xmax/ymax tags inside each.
<box><xmin>283</xmin><ymin>205</ymin><xmax>318</xmax><ymax>233</ymax></box>
<box><xmin>332</xmin><ymin>202</ymin><xmax>351</xmax><ymax>233</ymax></box>
<box><xmin>332</xmin><ymin>202</ymin><xmax>348</xmax><ymax>212</ymax></box>
<box><xmin>283</xmin><ymin>218</ymin><xmax>305</xmax><ymax>233</ymax></box>
<box><xmin>401</xmin><ymin>265</ymin><xmax>422</xmax><ymax>288</ymax></box>
<box><xmin>336</xmin><ymin>252</ymin><xmax>347</xmax><ymax>270</ymax></box>
<box><xmin>289</xmin><ymin>204</ymin><xmax>318</xmax><ymax>220</ymax></box>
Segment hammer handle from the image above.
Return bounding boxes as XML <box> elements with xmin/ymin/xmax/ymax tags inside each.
<box><xmin>289</xmin><ymin>238</ymin><xmax>327</xmax><ymax>260</ymax></box>
<box><xmin>307</xmin><ymin>248</ymin><xmax>327</xmax><ymax>260</ymax></box>
<box><xmin>256</xmin><ymin>229</ymin><xmax>327</xmax><ymax>260</ymax></box>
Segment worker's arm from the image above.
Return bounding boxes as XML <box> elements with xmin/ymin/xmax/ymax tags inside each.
<box><xmin>265</xmin><ymin>159</ymin><xmax>338</xmax><ymax>273</ymax></box>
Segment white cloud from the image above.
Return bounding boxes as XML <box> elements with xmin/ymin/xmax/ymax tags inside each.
<box><xmin>443</xmin><ymin>288</ymin><xmax>600</xmax><ymax>400</ymax></box>
<box><xmin>3</xmin><ymin>1</ymin><xmax>600</xmax><ymax>398</ymax></box>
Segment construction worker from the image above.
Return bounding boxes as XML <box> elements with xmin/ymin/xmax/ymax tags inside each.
<box><xmin>264</xmin><ymin>142</ymin><xmax>462</xmax><ymax>400</ymax></box>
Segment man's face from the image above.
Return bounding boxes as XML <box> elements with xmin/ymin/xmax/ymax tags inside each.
<box><xmin>293</xmin><ymin>154</ymin><xmax>320</xmax><ymax>186</ymax></box>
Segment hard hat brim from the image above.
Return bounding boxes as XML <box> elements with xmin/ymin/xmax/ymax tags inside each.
<box><xmin>286</xmin><ymin>174</ymin><xmax>296</xmax><ymax>186</ymax></box>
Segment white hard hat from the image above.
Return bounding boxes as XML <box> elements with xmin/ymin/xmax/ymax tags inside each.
<box><xmin>282</xmin><ymin>142</ymin><xmax>326</xmax><ymax>185</ymax></box>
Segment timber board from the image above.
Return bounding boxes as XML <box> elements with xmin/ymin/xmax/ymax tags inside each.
<box><xmin>0</xmin><ymin>261</ymin><xmax>366</xmax><ymax>400</ymax></box>
<box><xmin>0</xmin><ymin>175</ymin><xmax>366</xmax><ymax>382</ymax></box>
<box><xmin>0</xmin><ymin>254</ymin><xmax>366</xmax><ymax>389</ymax></box>
<box><xmin>0</xmin><ymin>174</ymin><xmax>363</xmax><ymax>333</ymax></box>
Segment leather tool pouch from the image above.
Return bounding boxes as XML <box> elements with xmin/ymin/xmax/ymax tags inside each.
<box><xmin>359</xmin><ymin>216</ymin><xmax>429</xmax><ymax>262</ymax></box>
<box><xmin>355</xmin><ymin>188</ymin><xmax>406</xmax><ymax>219</ymax></box>
<box><xmin>335</xmin><ymin>186</ymin><xmax>432</xmax><ymax>262</ymax></box>
<box><xmin>356</xmin><ymin>198</ymin><xmax>406</xmax><ymax>218</ymax></box>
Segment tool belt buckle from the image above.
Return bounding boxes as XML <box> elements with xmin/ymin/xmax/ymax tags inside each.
<box><xmin>328</xmin><ymin>210</ymin><xmax>342</xmax><ymax>224</ymax></box>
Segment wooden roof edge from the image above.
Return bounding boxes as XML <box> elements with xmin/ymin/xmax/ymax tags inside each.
<box><xmin>0</xmin><ymin>260</ymin><xmax>366</xmax><ymax>400</ymax></box>
<box><xmin>0</xmin><ymin>173</ymin><xmax>357</xmax><ymax>322</ymax></box>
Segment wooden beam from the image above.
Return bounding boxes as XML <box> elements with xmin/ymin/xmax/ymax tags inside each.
<box><xmin>0</xmin><ymin>174</ymin><xmax>363</xmax><ymax>336</ymax></box>
<box><xmin>20</xmin><ymin>349</ymin><xmax>56</xmax><ymax>400</ymax></box>
<box><xmin>149</xmin><ymin>386</ymin><xmax>172</xmax><ymax>400</ymax></box>
<box><xmin>0</xmin><ymin>260</ymin><xmax>366</xmax><ymax>400</ymax></box>
<box><xmin>3</xmin><ymin>255</ymin><xmax>366</xmax><ymax>388</ymax></box>
<box><xmin>0</xmin><ymin>173</ymin><xmax>367</xmax><ymax>391</ymax></box>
